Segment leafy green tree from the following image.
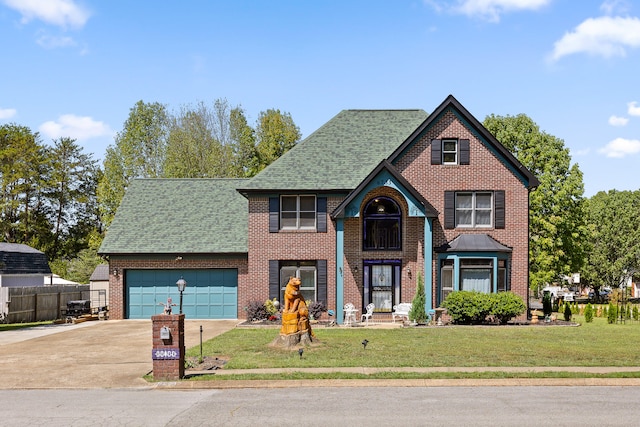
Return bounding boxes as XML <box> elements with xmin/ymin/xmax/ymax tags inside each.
<box><xmin>229</xmin><ymin>107</ymin><xmax>258</xmax><ymax>177</ymax></box>
<box><xmin>97</xmin><ymin>100</ymin><xmax>169</xmax><ymax>226</ymax></box>
<box><xmin>0</xmin><ymin>124</ymin><xmax>50</xmax><ymax>245</ymax></box>
<box><xmin>255</xmin><ymin>109</ymin><xmax>301</xmax><ymax>172</ymax></box>
<box><xmin>165</xmin><ymin>99</ymin><xmax>238</xmax><ymax>178</ymax></box>
<box><xmin>583</xmin><ymin>190</ymin><xmax>640</xmax><ymax>297</ymax></box>
<box><xmin>483</xmin><ymin>114</ymin><xmax>588</xmax><ymax>293</ymax></box>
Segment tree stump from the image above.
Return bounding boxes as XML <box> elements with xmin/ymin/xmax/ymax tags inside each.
<box><xmin>271</xmin><ymin>330</ymin><xmax>313</xmax><ymax>349</ymax></box>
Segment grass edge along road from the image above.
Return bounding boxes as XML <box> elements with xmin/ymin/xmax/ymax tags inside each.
<box><xmin>184</xmin><ymin>315</ymin><xmax>640</xmax><ymax>381</ymax></box>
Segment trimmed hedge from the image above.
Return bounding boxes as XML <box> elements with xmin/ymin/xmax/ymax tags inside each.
<box><xmin>441</xmin><ymin>291</ymin><xmax>526</xmax><ymax>324</ymax></box>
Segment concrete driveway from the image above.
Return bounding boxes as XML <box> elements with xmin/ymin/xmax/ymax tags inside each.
<box><xmin>0</xmin><ymin>319</ymin><xmax>237</xmax><ymax>389</ymax></box>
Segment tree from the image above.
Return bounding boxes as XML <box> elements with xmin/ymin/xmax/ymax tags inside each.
<box><xmin>254</xmin><ymin>109</ymin><xmax>301</xmax><ymax>172</ymax></box>
<box><xmin>409</xmin><ymin>272</ymin><xmax>427</xmax><ymax>324</ymax></box>
<box><xmin>46</xmin><ymin>137</ymin><xmax>100</xmax><ymax>259</ymax></box>
<box><xmin>0</xmin><ymin>124</ymin><xmax>49</xmax><ymax>245</ymax></box>
<box><xmin>97</xmin><ymin>100</ymin><xmax>169</xmax><ymax>226</ymax></box>
<box><xmin>483</xmin><ymin>114</ymin><xmax>588</xmax><ymax>293</ymax></box>
<box><xmin>583</xmin><ymin>190</ymin><xmax>640</xmax><ymax>297</ymax></box>
<box><xmin>165</xmin><ymin>99</ymin><xmax>236</xmax><ymax>178</ymax></box>
<box><xmin>229</xmin><ymin>107</ymin><xmax>258</xmax><ymax>177</ymax></box>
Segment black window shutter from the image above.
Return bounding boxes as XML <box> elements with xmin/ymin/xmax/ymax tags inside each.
<box><xmin>269</xmin><ymin>197</ymin><xmax>279</xmax><ymax>233</ymax></box>
<box><xmin>444</xmin><ymin>191</ymin><xmax>455</xmax><ymax>229</ymax></box>
<box><xmin>317</xmin><ymin>260</ymin><xmax>327</xmax><ymax>304</ymax></box>
<box><xmin>269</xmin><ymin>260</ymin><xmax>280</xmax><ymax>300</ymax></box>
<box><xmin>431</xmin><ymin>139</ymin><xmax>442</xmax><ymax>165</ymax></box>
<box><xmin>317</xmin><ymin>197</ymin><xmax>327</xmax><ymax>233</ymax></box>
<box><xmin>494</xmin><ymin>190</ymin><xmax>505</xmax><ymax>229</ymax></box>
<box><xmin>460</xmin><ymin>139</ymin><xmax>470</xmax><ymax>165</ymax></box>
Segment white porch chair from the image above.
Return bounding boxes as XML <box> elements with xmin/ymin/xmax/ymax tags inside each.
<box><xmin>361</xmin><ymin>303</ymin><xmax>375</xmax><ymax>326</ymax></box>
<box><xmin>343</xmin><ymin>303</ymin><xmax>357</xmax><ymax>326</ymax></box>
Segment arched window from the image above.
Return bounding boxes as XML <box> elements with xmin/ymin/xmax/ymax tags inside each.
<box><xmin>363</xmin><ymin>197</ymin><xmax>401</xmax><ymax>250</ymax></box>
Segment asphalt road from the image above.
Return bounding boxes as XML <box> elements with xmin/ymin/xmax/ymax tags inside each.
<box><xmin>2</xmin><ymin>386</ymin><xmax>640</xmax><ymax>426</ymax></box>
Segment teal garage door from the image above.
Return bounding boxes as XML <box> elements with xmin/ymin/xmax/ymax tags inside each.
<box><xmin>125</xmin><ymin>269</ymin><xmax>237</xmax><ymax>319</ymax></box>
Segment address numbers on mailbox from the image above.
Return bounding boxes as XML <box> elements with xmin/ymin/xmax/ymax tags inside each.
<box><xmin>152</xmin><ymin>348</ymin><xmax>180</xmax><ymax>360</ymax></box>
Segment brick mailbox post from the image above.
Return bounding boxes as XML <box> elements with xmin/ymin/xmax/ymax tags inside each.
<box><xmin>151</xmin><ymin>314</ymin><xmax>185</xmax><ymax>380</ymax></box>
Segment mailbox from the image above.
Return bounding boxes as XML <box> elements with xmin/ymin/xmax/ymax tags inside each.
<box><xmin>160</xmin><ymin>326</ymin><xmax>171</xmax><ymax>340</ymax></box>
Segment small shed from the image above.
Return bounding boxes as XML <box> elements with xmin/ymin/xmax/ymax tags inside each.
<box><xmin>89</xmin><ymin>264</ymin><xmax>109</xmax><ymax>309</ymax></box>
<box><xmin>1</xmin><ymin>243</ymin><xmax>52</xmax><ymax>317</ymax></box>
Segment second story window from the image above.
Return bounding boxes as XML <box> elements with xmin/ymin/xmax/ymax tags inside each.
<box><xmin>456</xmin><ymin>192</ymin><xmax>492</xmax><ymax>227</ymax></box>
<box><xmin>363</xmin><ymin>197</ymin><xmax>401</xmax><ymax>250</ymax></box>
<box><xmin>281</xmin><ymin>195</ymin><xmax>316</xmax><ymax>230</ymax></box>
<box><xmin>442</xmin><ymin>139</ymin><xmax>458</xmax><ymax>164</ymax></box>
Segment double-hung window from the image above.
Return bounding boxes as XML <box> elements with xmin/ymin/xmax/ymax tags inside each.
<box><xmin>455</xmin><ymin>192</ymin><xmax>492</xmax><ymax>228</ymax></box>
<box><xmin>442</xmin><ymin>139</ymin><xmax>458</xmax><ymax>164</ymax></box>
<box><xmin>280</xmin><ymin>261</ymin><xmax>317</xmax><ymax>302</ymax></box>
<box><xmin>281</xmin><ymin>195</ymin><xmax>316</xmax><ymax>230</ymax></box>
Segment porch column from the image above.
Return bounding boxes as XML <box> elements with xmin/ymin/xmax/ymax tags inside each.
<box><xmin>336</xmin><ymin>218</ymin><xmax>344</xmax><ymax>324</ymax></box>
<box><xmin>424</xmin><ymin>217</ymin><xmax>433</xmax><ymax>311</ymax></box>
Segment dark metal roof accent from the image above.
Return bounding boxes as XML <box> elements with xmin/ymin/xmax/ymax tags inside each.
<box><xmin>331</xmin><ymin>159</ymin><xmax>438</xmax><ymax>219</ymax></box>
<box><xmin>89</xmin><ymin>264</ymin><xmax>109</xmax><ymax>281</ymax></box>
<box><xmin>435</xmin><ymin>234</ymin><xmax>513</xmax><ymax>253</ymax></box>
<box><xmin>389</xmin><ymin>94</ymin><xmax>540</xmax><ymax>190</ymax></box>
<box><xmin>0</xmin><ymin>243</ymin><xmax>51</xmax><ymax>275</ymax></box>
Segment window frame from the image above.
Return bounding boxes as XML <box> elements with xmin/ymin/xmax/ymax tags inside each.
<box><xmin>442</xmin><ymin>139</ymin><xmax>458</xmax><ymax>165</ymax></box>
<box><xmin>280</xmin><ymin>261</ymin><xmax>317</xmax><ymax>303</ymax></box>
<box><xmin>362</xmin><ymin>197</ymin><xmax>402</xmax><ymax>251</ymax></box>
<box><xmin>455</xmin><ymin>191</ymin><xmax>493</xmax><ymax>228</ymax></box>
<box><xmin>280</xmin><ymin>195</ymin><xmax>317</xmax><ymax>230</ymax></box>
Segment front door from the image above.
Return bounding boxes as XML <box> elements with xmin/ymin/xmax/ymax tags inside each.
<box><xmin>363</xmin><ymin>261</ymin><xmax>401</xmax><ymax>312</ymax></box>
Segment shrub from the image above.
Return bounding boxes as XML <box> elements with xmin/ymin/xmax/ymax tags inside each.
<box><xmin>441</xmin><ymin>291</ymin><xmax>491</xmax><ymax>324</ymax></box>
<box><xmin>490</xmin><ymin>291</ymin><xmax>527</xmax><ymax>324</ymax></box>
<box><xmin>409</xmin><ymin>272</ymin><xmax>428</xmax><ymax>324</ymax></box>
<box><xmin>244</xmin><ymin>300</ymin><xmax>269</xmax><ymax>321</ymax></box>
<box><xmin>633</xmin><ymin>306</ymin><xmax>639</xmax><ymax>321</ymax></box>
<box><xmin>607</xmin><ymin>303</ymin><xmax>618</xmax><ymax>324</ymax></box>
<box><xmin>542</xmin><ymin>292</ymin><xmax>552</xmax><ymax>317</ymax></box>
<box><xmin>264</xmin><ymin>298</ymin><xmax>279</xmax><ymax>316</ymax></box>
<box><xmin>584</xmin><ymin>303</ymin><xmax>594</xmax><ymax>323</ymax></box>
<box><xmin>563</xmin><ymin>303</ymin><xmax>572</xmax><ymax>321</ymax></box>
<box><xmin>308</xmin><ymin>300</ymin><xmax>326</xmax><ymax>320</ymax></box>
<box><xmin>442</xmin><ymin>291</ymin><xmax>526</xmax><ymax>325</ymax></box>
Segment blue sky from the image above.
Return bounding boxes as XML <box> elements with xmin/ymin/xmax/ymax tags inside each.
<box><xmin>1</xmin><ymin>0</ymin><xmax>639</xmax><ymax>197</ymax></box>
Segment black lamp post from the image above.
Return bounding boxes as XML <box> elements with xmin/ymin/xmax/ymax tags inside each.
<box><xmin>176</xmin><ymin>277</ymin><xmax>187</xmax><ymax>314</ymax></box>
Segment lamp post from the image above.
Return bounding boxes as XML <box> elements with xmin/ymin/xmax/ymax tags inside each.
<box><xmin>176</xmin><ymin>277</ymin><xmax>187</xmax><ymax>314</ymax></box>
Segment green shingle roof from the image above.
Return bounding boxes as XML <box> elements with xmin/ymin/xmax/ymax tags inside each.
<box><xmin>239</xmin><ymin>109</ymin><xmax>428</xmax><ymax>192</ymax></box>
<box><xmin>98</xmin><ymin>178</ymin><xmax>248</xmax><ymax>254</ymax></box>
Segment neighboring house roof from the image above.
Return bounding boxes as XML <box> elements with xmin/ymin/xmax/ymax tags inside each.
<box><xmin>0</xmin><ymin>243</ymin><xmax>51</xmax><ymax>275</ymax></box>
<box><xmin>98</xmin><ymin>178</ymin><xmax>248</xmax><ymax>255</ymax></box>
<box><xmin>90</xmin><ymin>264</ymin><xmax>109</xmax><ymax>281</ymax></box>
<box><xmin>435</xmin><ymin>234</ymin><xmax>512</xmax><ymax>253</ymax></box>
<box><xmin>389</xmin><ymin>94</ymin><xmax>540</xmax><ymax>189</ymax></box>
<box><xmin>238</xmin><ymin>109</ymin><xmax>429</xmax><ymax>193</ymax></box>
<box><xmin>44</xmin><ymin>274</ymin><xmax>81</xmax><ymax>285</ymax></box>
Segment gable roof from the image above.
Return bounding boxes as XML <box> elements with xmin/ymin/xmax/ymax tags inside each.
<box><xmin>98</xmin><ymin>179</ymin><xmax>248</xmax><ymax>255</ymax></box>
<box><xmin>389</xmin><ymin>94</ymin><xmax>540</xmax><ymax>189</ymax></box>
<box><xmin>0</xmin><ymin>243</ymin><xmax>51</xmax><ymax>275</ymax></box>
<box><xmin>238</xmin><ymin>109</ymin><xmax>428</xmax><ymax>193</ymax></box>
<box><xmin>90</xmin><ymin>264</ymin><xmax>109</xmax><ymax>281</ymax></box>
<box><xmin>332</xmin><ymin>160</ymin><xmax>438</xmax><ymax>219</ymax></box>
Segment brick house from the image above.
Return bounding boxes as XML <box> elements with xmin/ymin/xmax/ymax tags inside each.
<box><xmin>99</xmin><ymin>95</ymin><xmax>539</xmax><ymax>322</ymax></box>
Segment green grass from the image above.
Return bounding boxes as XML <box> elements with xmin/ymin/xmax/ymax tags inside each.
<box><xmin>186</xmin><ymin>316</ymin><xmax>640</xmax><ymax>371</ymax></box>
<box><xmin>0</xmin><ymin>321</ymin><xmax>52</xmax><ymax>332</ymax></box>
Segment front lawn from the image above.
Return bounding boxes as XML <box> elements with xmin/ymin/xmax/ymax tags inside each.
<box><xmin>186</xmin><ymin>316</ymin><xmax>640</xmax><ymax>370</ymax></box>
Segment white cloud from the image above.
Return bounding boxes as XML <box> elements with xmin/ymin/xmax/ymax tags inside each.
<box><xmin>0</xmin><ymin>108</ymin><xmax>17</xmax><ymax>120</ymax></box>
<box><xmin>430</xmin><ymin>0</ymin><xmax>551</xmax><ymax>23</ymax></box>
<box><xmin>608</xmin><ymin>115</ymin><xmax>629</xmax><ymax>126</ymax></box>
<box><xmin>39</xmin><ymin>114</ymin><xmax>114</xmax><ymax>141</ymax></box>
<box><xmin>628</xmin><ymin>101</ymin><xmax>640</xmax><ymax>116</ymax></box>
<box><xmin>550</xmin><ymin>16</ymin><xmax>640</xmax><ymax>61</ymax></box>
<box><xmin>2</xmin><ymin>0</ymin><xmax>90</xmax><ymax>29</ymax></box>
<box><xmin>600</xmin><ymin>0</ymin><xmax>631</xmax><ymax>16</ymax></box>
<box><xmin>599</xmin><ymin>137</ymin><xmax>640</xmax><ymax>158</ymax></box>
<box><xmin>36</xmin><ymin>32</ymin><xmax>76</xmax><ymax>49</ymax></box>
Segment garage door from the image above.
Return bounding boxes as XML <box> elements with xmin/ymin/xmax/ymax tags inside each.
<box><xmin>125</xmin><ymin>269</ymin><xmax>237</xmax><ymax>319</ymax></box>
